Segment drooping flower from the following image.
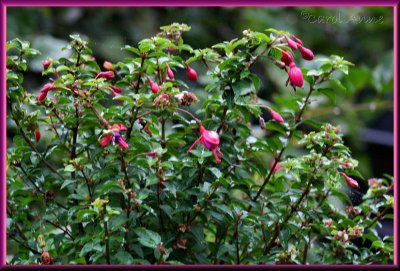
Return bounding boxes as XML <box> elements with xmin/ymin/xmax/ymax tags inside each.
<box><xmin>166</xmin><ymin>63</ymin><xmax>174</xmax><ymax>80</ymax></box>
<box><xmin>185</xmin><ymin>65</ymin><xmax>198</xmax><ymax>81</ymax></box>
<box><xmin>288</xmin><ymin>63</ymin><xmax>303</xmax><ymax>88</ymax></box>
<box><xmin>299</xmin><ymin>46</ymin><xmax>314</xmax><ymax>61</ymax></box>
<box><xmin>96</xmin><ymin>71</ymin><xmax>115</xmax><ymax>80</ymax></box>
<box><xmin>99</xmin><ymin>124</ymin><xmax>128</xmax><ymax>149</ymax></box>
<box><xmin>285</xmin><ymin>36</ymin><xmax>298</xmax><ymax>50</ymax></box>
<box><xmin>146</xmin><ymin>76</ymin><xmax>159</xmax><ymax>94</ymax></box>
<box><xmin>187</xmin><ymin>123</ymin><xmax>223</xmax><ymax>164</ymax></box>
<box><xmin>268</xmin><ymin>108</ymin><xmax>284</xmax><ymax>123</ymax></box>
<box><xmin>280</xmin><ymin>50</ymin><xmax>294</xmax><ymax>66</ymax></box>
<box><xmin>339</xmin><ymin>172</ymin><xmax>359</xmax><ymax>188</ymax></box>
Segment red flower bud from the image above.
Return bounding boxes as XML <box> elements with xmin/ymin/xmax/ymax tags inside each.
<box><xmin>97</xmin><ymin>71</ymin><xmax>115</xmax><ymax>80</ymax></box>
<box><xmin>285</xmin><ymin>36</ymin><xmax>298</xmax><ymax>50</ymax></box>
<box><xmin>35</xmin><ymin>130</ymin><xmax>41</xmax><ymax>142</ymax></box>
<box><xmin>299</xmin><ymin>46</ymin><xmax>314</xmax><ymax>61</ymax></box>
<box><xmin>342</xmin><ymin>162</ymin><xmax>352</xmax><ymax>168</ymax></box>
<box><xmin>288</xmin><ymin>63</ymin><xmax>303</xmax><ymax>88</ymax></box>
<box><xmin>280</xmin><ymin>50</ymin><xmax>294</xmax><ymax>66</ymax></box>
<box><xmin>37</xmin><ymin>91</ymin><xmax>48</xmax><ymax>102</ymax></box>
<box><xmin>146</xmin><ymin>151</ymin><xmax>157</xmax><ymax>157</ymax></box>
<box><xmin>146</xmin><ymin>76</ymin><xmax>159</xmax><ymax>94</ymax></box>
<box><xmin>273</xmin><ymin>163</ymin><xmax>283</xmax><ymax>173</ymax></box>
<box><xmin>293</xmin><ymin>36</ymin><xmax>303</xmax><ymax>46</ymax></box>
<box><xmin>110</xmin><ymin>86</ymin><xmax>122</xmax><ymax>93</ymax></box>
<box><xmin>339</xmin><ymin>172</ymin><xmax>359</xmax><ymax>188</ymax></box>
<box><xmin>159</xmin><ymin>177</ymin><xmax>167</xmax><ymax>188</ymax></box>
<box><xmin>103</xmin><ymin>61</ymin><xmax>113</xmax><ymax>70</ymax></box>
<box><xmin>186</xmin><ymin>65</ymin><xmax>198</xmax><ymax>81</ymax></box>
<box><xmin>42</xmin><ymin>59</ymin><xmax>51</xmax><ymax>69</ymax></box>
<box><xmin>268</xmin><ymin>108</ymin><xmax>284</xmax><ymax>123</ymax></box>
<box><xmin>40</xmin><ymin>83</ymin><xmax>57</xmax><ymax>93</ymax></box>
<box><xmin>166</xmin><ymin>63</ymin><xmax>174</xmax><ymax>80</ymax></box>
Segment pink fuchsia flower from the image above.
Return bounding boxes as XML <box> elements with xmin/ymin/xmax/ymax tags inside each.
<box><xmin>342</xmin><ymin>162</ymin><xmax>353</xmax><ymax>168</ymax></box>
<box><xmin>324</xmin><ymin>219</ymin><xmax>333</xmax><ymax>227</ymax></box>
<box><xmin>269</xmin><ymin>160</ymin><xmax>283</xmax><ymax>173</ymax></box>
<box><xmin>268</xmin><ymin>108</ymin><xmax>284</xmax><ymax>123</ymax></box>
<box><xmin>368</xmin><ymin>178</ymin><xmax>383</xmax><ymax>189</ymax></box>
<box><xmin>285</xmin><ymin>36</ymin><xmax>298</xmax><ymax>50</ymax></box>
<box><xmin>146</xmin><ymin>76</ymin><xmax>159</xmax><ymax>94</ymax></box>
<box><xmin>166</xmin><ymin>63</ymin><xmax>174</xmax><ymax>80</ymax></box>
<box><xmin>96</xmin><ymin>71</ymin><xmax>115</xmax><ymax>80</ymax></box>
<box><xmin>299</xmin><ymin>46</ymin><xmax>314</xmax><ymax>61</ymax></box>
<box><xmin>187</xmin><ymin>123</ymin><xmax>223</xmax><ymax>164</ymax></box>
<box><xmin>339</xmin><ymin>172</ymin><xmax>359</xmax><ymax>188</ymax></box>
<box><xmin>280</xmin><ymin>50</ymin><xmax>294</xmax><ymax>66</ymax></box>
<box><xmin>99</xmin><ymin>124</ymin><xmax>128</xmax><ymax>149</ymax></box>
<box><xmin>288</xmin><ymin>63</ymin><xmax>303</xmax><ymax>88</ymax></box>
<box><xmin>185</xmin><ymin>65</ymin><xmax>198</xmax><ymax>81</ymax></box>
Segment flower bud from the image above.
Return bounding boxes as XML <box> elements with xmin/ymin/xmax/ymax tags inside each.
<box><xmin>146</xmin><ymin>151</ymin><xmax>157</xmax><ymax>157</ymax></box>
<box><xmin>293</xmin><ymin>36</ymin><xmax>303</xmax><ymax>46</ymax></box>
<box><xmin>166</xmin><ymin>63</ymin><xmax>174</xmax><ymax>80</ymax></box>
<box><xmin>258</xmin><ymin>116</ymin><xmax>265</xmax><ymax>129</ymax></box>
<box><xmin>41</xmin><ymin>251</ymin><xmax>53</xmax><ymax>264</ymax></box>
<box><xmin>35</xmin><ymin>130</ymin><xmax>41</xmax><ymax>142</ymax></box>
<box><xmin>280</xmin><ymin>50</ymin><xmax>294</xmax><ymax>66</ymax></box>
<box><xmin>288</xmin><ymin>63</ymin><xmax>303</xmax><ymax>88</ymax></box>
<box><xmin>110</xmin><ymin>86</ymin><xmax>122</xmax><ymax>94</ymax></box>
<box><xmin>97</xmin><ymin>71</ymin><xmax>115</xmax><ymax>80</ymax></box>
<box><xmin>339</xmin><ymin>172</ymin><xmax>359</xmax><ymax>188</ymax></box>
<box><xmin>37</xmin><ymin>91</ymin><xmax>48</xmax><ymax>102</ymax></box>
<box><xmin>285</xmin><ymin>36</ymin><xmax>298</xmax><ymax>50</ymax></box>
<box><xmin>299</xmin><ymin>46</ymin><xmax>314</xmax><ymax>61</ymax></box>
<box><xmin>42</xmin><ymin>59</ymin><xmax>51</xmax><ymax>69</ymax></box>
<box><xmin>146</xmin><ymin>76</ymin><xmax>159</xmax><ymax>94</ymax></box>
<box><xmin>103</xmin><ymin>61</ymin><xmax>113</xmax><ymax>70</ymax></box>
<box><xmin>268</xmin><ymin>108</ymin><xmax>284</xmax><ymax>123</ymax></box>
<box><xmin>186</xmin><ymin>65</ymin><xmax>198</xmax><ymax>81</ymax></box>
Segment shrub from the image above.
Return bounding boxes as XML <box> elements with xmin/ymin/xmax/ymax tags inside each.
<box><xmin>6</xmin><ymin>23</ymin><xmax>393</xmax><ymax>264</ymax></box>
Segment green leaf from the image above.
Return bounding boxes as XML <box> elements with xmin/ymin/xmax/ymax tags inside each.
<box><xmin>135</xmin><ymin>228</ymin><xmax>161</xmax><ymax>248</ymax></box>
<box><xmin>317</xmin><ymin>88</ymin><xmax>336</xmax><ymax>103</ymax></box>
<box><xmin>64</xmin><ymin>165</ymin><xmax>75</xmax><ymax>172</ymax></box>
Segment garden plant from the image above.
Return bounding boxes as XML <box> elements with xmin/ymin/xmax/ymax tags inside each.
<box><xmin>6</xmin><ymin>23</ymin><xmax>394</xmax><ymax>264</ymax></box>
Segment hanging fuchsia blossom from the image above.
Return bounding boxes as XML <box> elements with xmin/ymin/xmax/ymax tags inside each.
<box><xmin>299</xmin><ymin>46</ymin><xmax>314</xmax><ymax>60</ymax></box>
<box><xmin>285</xmin><ymin>36</ymin><xmax>298</xmax><ymax>50</ymax></box>
<box><xmin>293</xmin><ymin>36</ymin><xmax>303</xmax><ymax>46</ymax></box>
<box><xmin>96</xmin><ymin>71</ymin><xmax>115</xmax><ymax>80</ymax></box>
<box><xmin>268</xmin><ymin>108</ymin><xmax>284</xmax><ymax>123</ymax></box>
<box><xmin>100</xmin><ymin>124</ymin><xmax>128</xmax><ymax>149</ymax></box>
<box><xmin>185</xmin><ymin>65</ymin><xmax>198</xmax><ymax>81</ymax></box>
<box><xmin>288</xmin><ymin>63</ymin><xmax>303</xmax><ymax>88</ymax></box>
<box><xmin>166</xmin><ymin>63</ymin><xmax>174</xmax><ymax>80</ymax></box>
<box><xmin>187</xmin><ymin>123</ymin><xmax>223</xmax><ymax>164</ymax></box>
<box><xmin>146</xmin><ymin>76</ymin><xmax>159</xmax><ymax>94</ymax></box>
<box><xmin>36</xmin><ymin>83</ymin><xmax>57</xmax><ymax>102</ymax></box>
<box><xmin>339</xmin><ymin>172</ymin><xmax>359</xmax><ymax>188</ymax></box>
<box><xmin>280</xmin><ymin>50</ymin><xmax>294</xmax><ymax>66</ymax></box>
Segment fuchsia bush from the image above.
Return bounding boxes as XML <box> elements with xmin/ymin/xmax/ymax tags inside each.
<box><xmin>6</xmin><ymin>23</ymin><xmax>393</xmax><ymax>265</ymax></box>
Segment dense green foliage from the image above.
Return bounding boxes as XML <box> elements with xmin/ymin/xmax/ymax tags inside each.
<box><xmin>6</xmin><ymin>23</ymin><xmax>393</xmax><ymax>264</ymax></box>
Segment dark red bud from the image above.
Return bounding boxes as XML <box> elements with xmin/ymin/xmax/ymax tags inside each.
<box><xmin>35</xmin><ymin>130</ymin><xmax>41</xmax><ymax>142</ymax></box>
<box><xmin>288</xmin><ymin>63</ymin><xmax>303</xmax><ymax>88</ymax></box>
<box><xmin>186</xmin><ymin>65</ymin><xmax>198</xmax><ymax>81</ymax></box>
<box><xmin>42</xmin><ymin>59</ymin><xmax>51</xmax><ymax>69</ymax></box>
<box><xmin>110</xmin><ymin>86</ymin><xmax>122</xmax><ymax>93</ymax></box>
<box><xmin>97</xmin><ymin>71</ymin><xmax>115</xmax><ymax>80</ymax></box>
<box><xmin>166</xmin><ymin>64</ymin><xmax>174</xmax><ymax>80</ymax></box>
<box><xmin>299</xmin><ymin>46</ymin><xmax>314</xmax><ymax>61</ymax></box>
